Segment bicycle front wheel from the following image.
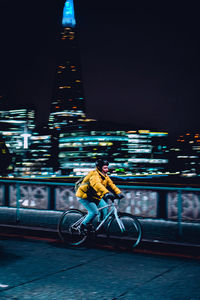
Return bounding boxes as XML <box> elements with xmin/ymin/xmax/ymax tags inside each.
<box><xmin>58</xmin><ymin>209</ymin><xmax>87</xmax><ymax>246</ymax></box>
<box><xmin>107</xmin><ymin>212</ymin><xmax>142</xmax><ymax>249</ymax></box>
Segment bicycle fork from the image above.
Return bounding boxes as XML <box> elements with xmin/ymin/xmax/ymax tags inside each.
<box><xmin>113</xmin><ymin>207</ymin><xmax>126</xmax><ymax>233</ymax></box>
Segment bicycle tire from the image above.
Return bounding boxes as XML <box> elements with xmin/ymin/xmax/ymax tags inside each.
<box><xmin>107</xmin><ymin>212</ymin><xmax>142</xmax><ymax>249</ymax></box>
<box><xmin>58</xmin><ymin>209</ymin><xmax>87</xmax><ymax>246</ymax></box>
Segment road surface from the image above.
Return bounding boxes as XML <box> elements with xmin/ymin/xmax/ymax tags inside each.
<box><xmin>0</xmin><ymin>235</ymin><xmax>200</xmax><ymax>299</ymax></box>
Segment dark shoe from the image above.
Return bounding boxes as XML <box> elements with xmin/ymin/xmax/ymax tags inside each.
<box><xmin>87</xmin><ymin>223</ymin><xmax>95</xmax><ymax>233</ymax></box>
<box><xmin>80</xmin><ymin>223</ymin><xmax>88</xmax><ymax>235</ymax></box>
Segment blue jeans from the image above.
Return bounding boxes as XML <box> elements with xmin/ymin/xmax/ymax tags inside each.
<box><xmin>78</xmin><ymin>198</ymin><xmax>108</xmax><ymax>226</ymax></box>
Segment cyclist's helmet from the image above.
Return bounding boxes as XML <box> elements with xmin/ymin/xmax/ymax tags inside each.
<box><xmin>95</xmin><ymin>159</ymin><xmax>109</xmax><ymax>170</ymax></box>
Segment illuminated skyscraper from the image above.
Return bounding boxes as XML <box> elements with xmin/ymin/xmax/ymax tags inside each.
<box><xmin>169</xmin><ymin>132</ymin><xmax>200</xmax><ymax>176</ymax></box>
<box><xmin>58</xmin><ymin>128</ymin><xmax>168</xmax><ymax>176</ymax></box>
<box><xmin>49</xmin><ymin>0</ymin><xmax>86</xmax><ymax>130</ymax></box>
<box><xmin>0</xmin><ymin>108</ymin><xmax>35</xmax><ymax>175</ymax></box>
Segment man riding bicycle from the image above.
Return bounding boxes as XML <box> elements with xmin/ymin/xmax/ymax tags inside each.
<box><xmin>76</xmin><ymin>159</ymin><xmax>123</xmax><ymax>233</ymax></box>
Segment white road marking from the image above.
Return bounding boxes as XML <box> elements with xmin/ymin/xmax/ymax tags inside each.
<box><xmin>0</xmin><ymin>284</ymin><xmax>9</xmax><ymax>288</ymax></box>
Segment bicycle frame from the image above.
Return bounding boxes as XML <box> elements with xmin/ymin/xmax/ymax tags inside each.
<box><xmin>70</xmin><ymin>200</ymin><xmax>125</xmax><ymax>234</ymax></box>
<box><xmin>70</xmin><ymin>215</ymin><xmax>85</xmax><ymax>231</ymax></box>
<box><xmin>93</xmin><ymin>200</ymin><xmax>126</xmax><ymax>233</ymax></box>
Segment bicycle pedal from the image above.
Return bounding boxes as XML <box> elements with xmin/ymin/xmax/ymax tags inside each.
<box><xmin>79</xmin><ymin>224</ymin><xmax>88</xmax><ymax>235</ymax></box>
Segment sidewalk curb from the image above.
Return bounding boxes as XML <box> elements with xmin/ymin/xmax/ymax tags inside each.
<box><xmin>1</xmin><ymin>224</ymin><xmax>200</xmax><ymax>252</ymax></box>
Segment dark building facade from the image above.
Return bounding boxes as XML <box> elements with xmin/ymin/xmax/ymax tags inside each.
<box><xmin>169</xmin><ymin>132</ymin><xmax>200</xmax><ymax>176</ymax></box>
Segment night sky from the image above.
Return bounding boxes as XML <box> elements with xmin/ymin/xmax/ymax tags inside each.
<box><xmin>0</xmin><ymin>0</ymin><xmax>199</xmax><ymax>136</ymax></box>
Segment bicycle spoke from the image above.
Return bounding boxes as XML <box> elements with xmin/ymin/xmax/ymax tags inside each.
<box><xmin>58</xmin><ymin>209</ymin><xmax>87</xmax><ymax>246</ymax></box>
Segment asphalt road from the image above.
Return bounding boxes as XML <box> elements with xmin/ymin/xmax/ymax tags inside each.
<box><xmin>0</xmin><ymin>235</ymin><xmax>200</xmax><ymax>300</ymax></box>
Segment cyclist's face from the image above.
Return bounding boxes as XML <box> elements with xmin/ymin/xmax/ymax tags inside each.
<box><xmin>102</xmin><ymin>165</ymin><xmax>109</xmax><ymax>174</ymax></box>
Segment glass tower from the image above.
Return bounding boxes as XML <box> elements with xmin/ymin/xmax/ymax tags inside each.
<box><xmin>49</xmin><ymin>0</ymin><xmax>86</xmax><ymax>130</ymax></box>
<box><xmin>58</xmin><ymin>128</ymin><xmax>168</xmax><ymax>176</ymax></box>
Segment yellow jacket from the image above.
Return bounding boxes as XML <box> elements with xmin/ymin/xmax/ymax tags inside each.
<box><xmin>76</xmin><ymin>169</ymin><xmax>121</xmax><ymax>202</ymax></box>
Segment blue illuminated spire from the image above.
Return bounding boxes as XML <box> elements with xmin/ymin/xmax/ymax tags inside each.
<box><xmin>62</xmin><ymin>0</ymin><xmax>76</xmax><ymax>28</ymax></box>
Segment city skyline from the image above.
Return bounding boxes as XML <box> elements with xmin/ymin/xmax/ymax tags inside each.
<box><xmin>0</xmin><ymin>0</ymin><xmax>199</xmax><ymax>136</ymax></box>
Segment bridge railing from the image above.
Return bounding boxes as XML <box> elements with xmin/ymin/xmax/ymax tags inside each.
<box><xmin>0</xmin><ymin>179</ymin><xmax>200</xmax><ymax>238</ymax></box>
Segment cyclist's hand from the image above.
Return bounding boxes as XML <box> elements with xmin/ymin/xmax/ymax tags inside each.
<box><xmin>104</xmin><ymin>193</ymin><xmax>115</xmax><ymax>202</ymax></box>
<box><xmin>116</xmin><ymin>193</ymin><xmax>124</xmax><ymax>200</ymax></box>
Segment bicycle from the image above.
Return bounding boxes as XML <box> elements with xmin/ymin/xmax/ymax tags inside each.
<box><xmin>58</xmin><ymin>199</ymin><xmax>142</xmax><ymax>249</ymax></box>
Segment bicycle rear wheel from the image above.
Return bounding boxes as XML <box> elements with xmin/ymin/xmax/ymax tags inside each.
<box><xmin>107</xmin><ymin>212</ymin><xmax>142</xmax><ymax>249</ymax></box>
<box><xmin>58</xmin><ymin>209</ymin><xmax>87</xmax><ymax>246</ymax></box>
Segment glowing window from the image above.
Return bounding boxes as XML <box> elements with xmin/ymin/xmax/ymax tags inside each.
<box><xmin>59</xmin><ymin>86</ymin><xmax>71</xmax><ymax>89</ymax></box>
<box><xmin>58</xmin><ymin>66</ymin><xmax>66</xmax><ymax>69</ymax></box>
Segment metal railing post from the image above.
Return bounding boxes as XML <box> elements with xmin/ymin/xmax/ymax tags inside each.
<box><xmin>2</xmin><ymin>184</ymin><xmax>5</xmax><ymax>206</ymax></box>
<box><xmin>4</xmin><ymin>183</ymin><xmax>9</xmax><ymax>207</ymax></box>
<box><xmin>48</xmin><ymin>186</ymin><xmax>56</xmax><ymax>210</ymax></box>
<box><xmin>157</xmin><ymin>190</ymin><xmax>167</xmax><ymax>219</ymax></box>
<box><xmin>177</xmin><ymin>190</ymin><xmax>182</xmax><ymax>237</ymax></box>
<box><xmin>16</xmin><ymin>183</ymin><xmax>21</xmax><ymax>223</ymax></box>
